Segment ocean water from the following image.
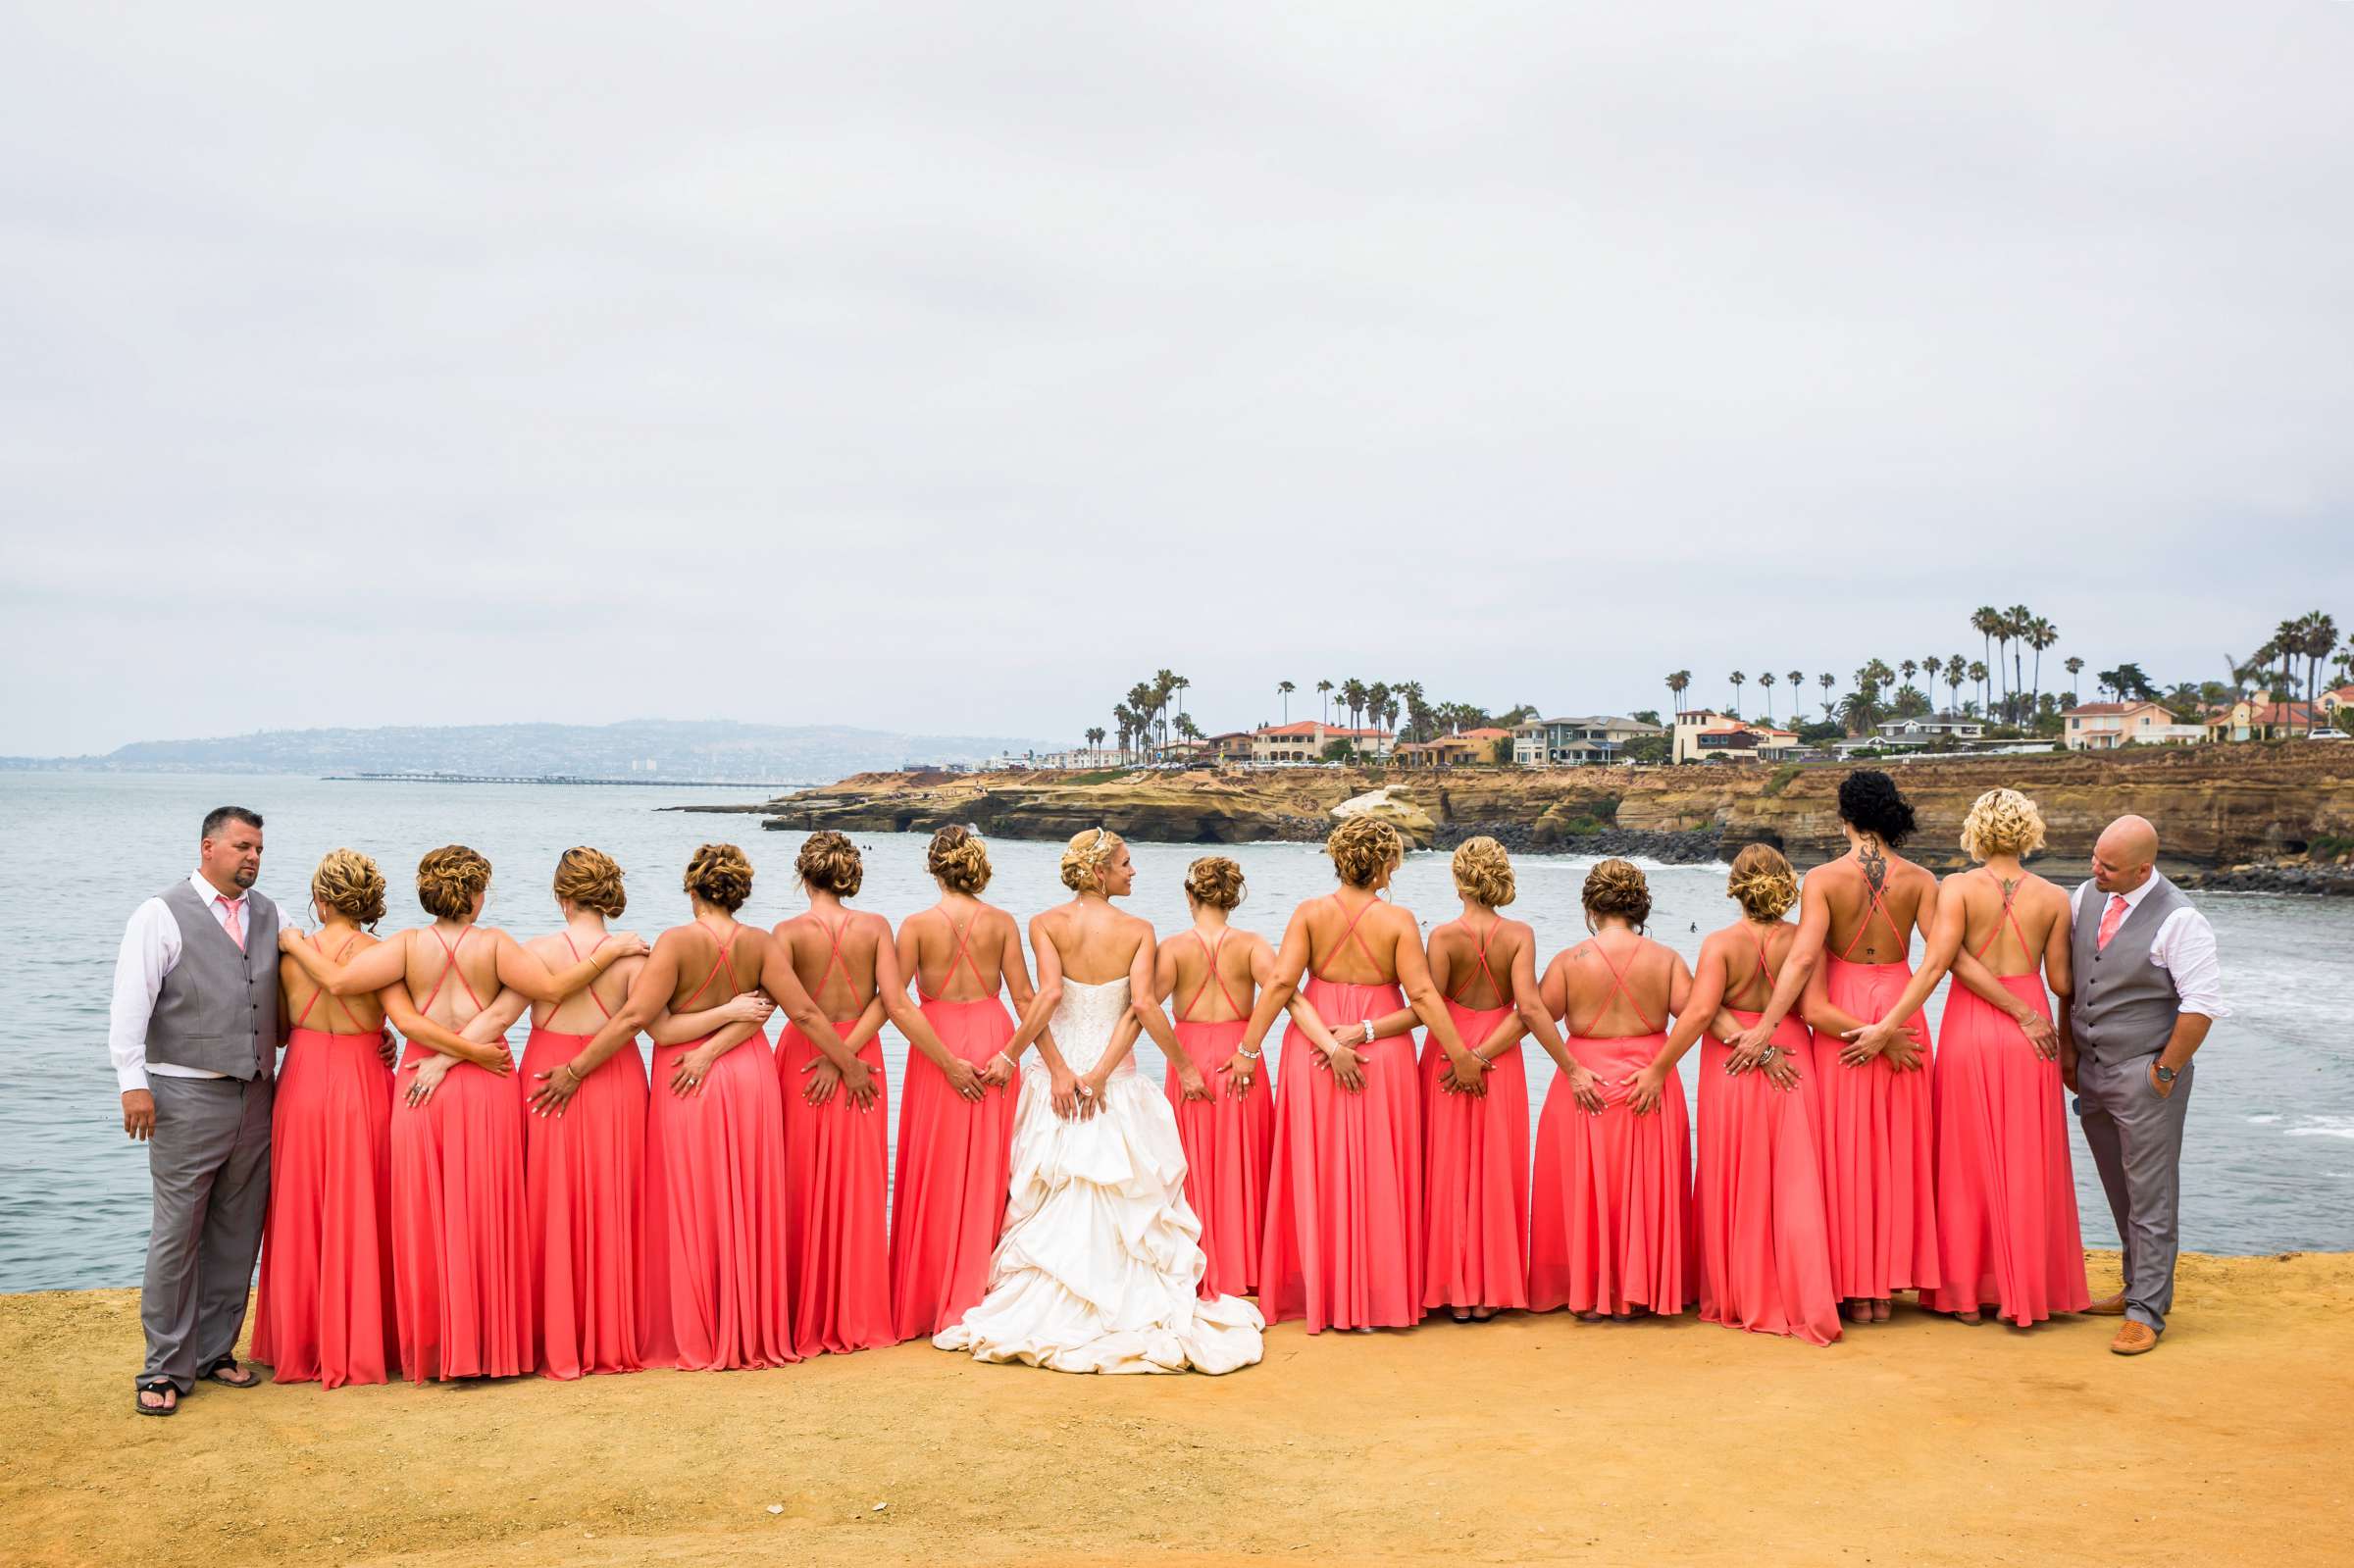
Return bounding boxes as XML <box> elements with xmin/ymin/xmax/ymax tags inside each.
<box><xmin>3</xmin><ymin>772</ymin><xmax>2347</xmax><ymax>1291</ymax></box>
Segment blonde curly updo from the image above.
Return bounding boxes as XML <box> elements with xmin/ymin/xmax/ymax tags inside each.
<box><xmin>927</xmin><ymin>826</ymin><xmax>993</xmax><ymax>895</ymax></box>
<box><xmin>1327</xmin><ymin>817</ymin><xmax>1404</xmax><ymax>889</ymax></box>
<box><xmin>552</xmin><ymin>846</ymin><xmax>627</xmax><ymax>917</ymax></box>
<box><xmin>1725</xmin><ymin>843</ymin><xmax>1799</xmax><ymax>922</ymax></box>
<box><xmin>1452</xmin><ymin>836</ymin><xmax>1516</xmax><ymax>908</ymax></box>
<box><xmin>1582</xmin><ymin>857</ymin><xmax>1652</xmax><ymax>932</ymax></box>
<box><xmin>1059</xmin><ymin>827</ymin><xmax>1125</xmax><ymax>894</ymax></box>
<box><xmin>795</xmin><ymin>831</ymin><xmax>864</xmax><ymax>897</ymax></box>
<box><xmin>416</xmin><ymin>844</ymin><xmax>492</xmax><ymax>921</ymax></box>
<box><xmin>1185</xmin><ymin>855</ymin><xmax>1246</xmax><ymax>911</ymax></box>
<box><xmin>1960</xmin><ymin>787</ymin><xmax>2047</xmax><ymax>861</ymax></box>
<box><xmin>683</xmin><ymin>842</ymin><xmax>753</xmax><ymax>912</ymax></box>
<box><xmin>312</xmin><ymin>848</ymin><xmax>386</xmax><ymax>927</ymax></box>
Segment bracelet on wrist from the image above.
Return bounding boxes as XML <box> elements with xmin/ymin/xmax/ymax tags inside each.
<box><xmin>1238</xmin><ymin>1044</ymin><xmax>1261</xmax><ymax>1061</ymax></box>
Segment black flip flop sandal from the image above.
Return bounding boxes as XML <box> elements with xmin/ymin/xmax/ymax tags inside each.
<box><xmin>134</xmin><ymin>1378</ymin><xmax>179</xmax><ymax>1416</ymax></box>
<box><xmin>196</xmin><ymin>1355</ymin><xmax>260</xmax><ymax>1389</ymax></box>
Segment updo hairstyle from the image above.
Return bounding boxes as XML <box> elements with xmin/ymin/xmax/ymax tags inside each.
<box><xmin>927</xmin><ymin>825</ymin><xmax>993</xmax><ymax>895</ymax></box>
<box><xmin>1327</xmin><ymin>817</ymin><xmax>1405</xmax><ymax>889</ymax></box>
<box><xmin>1451</xmin><ymin>836</ymin><xmax>1516</xmax><ymax>908</ymax></box>
<box><xmin>1184</xmin><ymin>855</ymin><xmax>1246</xmax><ymax>911</ymax></box>
<box><xmin>1960</xmin><ymin>787</ymin><xmax>2047</xmax><ymax>861</ymax></box>
<box><xmin>552</xmin><ymin>846</ymin><xmax>627</xmax><ymax>917</ymax></box>
<box><xmin>683</xmin><ymin>842</ymin><xmax>753</xmax><ymax>912</ymax></box>
<box><xmin>416</xmin><ymin>844</ymin><xmax>492</xmax><ymax>922</ymax></box>
<box><xmin>1838</xmin><ymin>768</ymin><xmax>1918</xmax><ymax>847</ymax></box>
<box><xmin>795</xmin><ymin>831</ymin><xmax>865</xmax><ymax>897</ymax></box>
<box><xmin>1582</xmin><ymin>857</ymin><xmax>1652</xmax><ymax>932</ymax></box>
<box><xmin>312</xmin><ymin>848</ymin><xmax>387</xmax><ymax>927</ymax></box>
<box><xmin>1059</xmin><ymin>827</ymin><xmax>1125</xmax><ymax>894</ymax></box>
<box><xmin>1725</xmin><ymin>843</ymin><xmax>1799</xmax><ymax>922</ymax></box>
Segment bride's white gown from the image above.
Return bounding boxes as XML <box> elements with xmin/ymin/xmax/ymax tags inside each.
<box><xmin>932</xmin><ymin>976</ymin><xmax>1264</xmax><ymax>1374</ymax></box>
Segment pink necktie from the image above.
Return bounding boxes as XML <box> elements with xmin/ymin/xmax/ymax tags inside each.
<box><xmin>216</xmin><ymin>894</ymin><xmax>245</xmax><ymax>951</ymax></box>
<box><xmin>2095</xmin><ymin>893</ymin><xmax>2128</xmax><ymax>951</ymax></box>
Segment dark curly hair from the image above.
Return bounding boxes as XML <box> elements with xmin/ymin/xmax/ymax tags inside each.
<box><xmin>683</xmin><ymin>843</ymin><xmax>754</xmax><ymax>912</ymax></box>
<box><xmin>1837</xmin><ymin>768</ymin><xmax>1918</xmax><ymax>847</ymax></box>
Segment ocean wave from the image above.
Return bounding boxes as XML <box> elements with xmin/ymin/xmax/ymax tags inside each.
<box><xmin>2283</xmin><ymin>1117</ymin><xmax>2354</xmax><ymax>1140</ymax></box>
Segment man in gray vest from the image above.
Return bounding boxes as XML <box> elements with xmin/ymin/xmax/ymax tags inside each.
<box><xmin>110</xmin><ymin>807</ymin><xmax>284</xmax><ymax>1413</ymax></box>
<box><xmin>2062</xmin><ymin>814</ymin><xmax>2226</xmax><ymax>1357</ymax></box>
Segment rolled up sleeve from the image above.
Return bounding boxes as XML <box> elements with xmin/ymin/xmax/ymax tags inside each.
<box><xmin>2155</xmin><ymin>908</ymin><xmax>2228</xmax><ymax>1020</ymax></box>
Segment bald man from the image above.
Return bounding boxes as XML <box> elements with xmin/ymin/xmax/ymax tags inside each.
<box><xmin>2058</xmin><ymin>815</ymin><xmax>2226</xmax><ymax>1356</ymax></box>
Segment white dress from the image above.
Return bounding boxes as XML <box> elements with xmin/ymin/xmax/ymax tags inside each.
<box><xmin>932</xmin><ymin>976</ymin><xmax>1265</xmax><ymax>1374</ymax></box>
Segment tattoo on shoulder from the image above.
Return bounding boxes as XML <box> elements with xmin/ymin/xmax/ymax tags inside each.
<box><xmin>1859</xmin><ymin>843</ymin><xmax>1888</xmax><ymax>896</ymax></box>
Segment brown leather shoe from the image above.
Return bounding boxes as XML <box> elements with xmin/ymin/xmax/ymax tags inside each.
<box><xmin>2084</xmin><ymin>1292</ymin><xmax>2127</xmax><ymax>1317</ymax></box>
<box><xmin>2110</xmin><ymin>1322</ymin><xmax>2159</xmax><ymax>1356</ymax></box>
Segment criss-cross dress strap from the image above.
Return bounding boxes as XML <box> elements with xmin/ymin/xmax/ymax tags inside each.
<box><xmin>562</xmin><ymin>932</ymin><xmax>614</xmax><ymax>1020</ymax></box>
<box><xmin>1974</xmin><ymin>871</ymin><xmax>2035</xmax><ymax>966</ymax></box>
<box><xmin>1838</xmin><ymin>874</ymin><xmax>1909</xmax><ymax>961</ymax></box>
<box><xmin>417</xmin><ymin>927</ymin><xmax>486</xmax><ymax>1013</ymax></box>
<box><xmin>681</xmin><ymin>923</ymin><xmax>740</xmax><ymax>1008</ymax></box>
<box><xmin>919</xmin><ymin>906</ymin><xmax>986</xmax><ymax>1002</ymax></box>
<box><xmin>1446</xmin><ymin>917</ymin><xmax>1505</xmax><ymax>1006</ymax></box>
<box><xmin>296</xmin><ymin>933</ymin><xmax>368</xmax><ymax>1030</ymax></box>
<box><xmin>1576</xmin><ymin>940</ymin><xmax>1661</xmax><ymax>1037</ymax></box>
<box><xmin>1314</xmin><ymin>893</ymin><xmax>1386</xmax><ymax>984</ymax></box>
<box><xmin>1183</xmin><ymin>928</ymin><xmax>1246</xmax><ymax>1021</ymax></box>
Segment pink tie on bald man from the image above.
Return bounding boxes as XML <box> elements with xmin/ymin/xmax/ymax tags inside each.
<box><xmin>2095</xmin><ymin>893</ymin><xmax>2128</xmax><ymax>952</ymax></box>
<box><xmin>216</xmin><ymin>894</ymin><xmax>245</xmax><ymax>951</ymax></box>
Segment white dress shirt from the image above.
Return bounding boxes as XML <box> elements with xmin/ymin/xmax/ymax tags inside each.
<box><xmin>2073</xmin><ymin>876</ymin><xmax>2228</xmax><ymax>1021</ymax></box>
<box><xmin>108</xmin><ymin>870</ymin><xmax>263</xmax><ymax>1093</ymax></box>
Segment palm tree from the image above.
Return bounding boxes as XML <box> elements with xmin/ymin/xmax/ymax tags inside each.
<box><xmin>1970</xmin><ymin>606</ymin><xmax>2003</xmax><ymax>713</ymax></box>
<box><xmin>1840</xmin><ymin>686</ymin><xmax>1883</xmax><ymax>736</ymax></box>
<box><xmin>1084</xmin><ymin>726</ymin><xmax>1105</xmax><ymax>756</ymax></box>
<box><xmin>2001</xmin><ymin>605</ymin><xmax>2033</xmax><ymax>722</ymax></box>
<box><xmin>1340</xmin><ymin>679</ymin><xmax>1367</xmax><ymax>733</ymax></box>
<box><xmin>1817</xmin><ymin>671</ymin><xmax>1835</xmax><ymax>720</ymax></box>
<box><xmin>1276</xmin><ymin>680</ymin><xmax>1296</xmax><ymax>725</ymax></box>
<box><xmin>1900</xmin><ymin>659</ymin><xmax>1919</xmax><ymax>692</ymax></box>
<box><xmin>2023</xmin><ymin>617</ymin><xmax>2056</xmax><ymax>720</ymax></box>
<box><xmin>1758</xmin><ymin>670</ymin><xmax>1777</xmax><ymax>719</ymax></box>
<box><xmin>1728</xmin><ymin>670</ymin><xmax>1745</xmax><ymax>714</ymax></box>
<box><xmin>2302</xmin><ymin>612</ymin><xmax>2340</xmax><ymax>735</ymax></box>
<box><xmin>1968</xmin><ymin>660</ymin><xmax>1989</xmax><ymax>716</ymax></box>
<box><xmin>1921</xmin><ymin>650</ymin><xmax>1942</xmax><ymax>690</ymax></box>
<box><xmin>2064</xmin><ymin>655</ymin><xmax>2084</xmax><ymax>707</ymax></box>
<box><xmin>1665</xmin><ymin>670</ymin><xmax>1691</xmax><ymax>718</ymax></box>
<box><xmin>1175</xmin><ymin>713</ymin><xmax>1203</xmax><ymax>743</ymax></box>
<box><xmin>1364</xmin><ymin>683</ymin><xmax>1391</xmax><ymax>741</ymax></box>
<box><xmin>1944</xmin><ymin>654</ymin><xmax>1968</xmax><ymax>714</ymax></box>
<box><xmin>1397</xmin><ymin>681</ymin><xmax>1427</xmax><ymax>742</ymax></box>
<box><xmin>1316</xmin><ymin>679</ymin><xmax>1334</xmax><ymax>728</ymax></box>
<box><xmin>1172</xmin><ymin>673</ymin><xmax>1191</xmax><ymax>733</ymax></box>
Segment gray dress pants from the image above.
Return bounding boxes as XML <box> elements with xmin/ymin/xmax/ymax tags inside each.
<box><xmin>140</xmin><ymin>1074</ymin><xmax>273</xmax><ymax>1390</ymax></box>
<box><xmin>2074</xmin><ymin>1054</ymin><xmax>2193</xmax><ymax>1334</ymax></box>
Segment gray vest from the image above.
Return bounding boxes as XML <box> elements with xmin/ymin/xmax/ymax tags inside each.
<box><xmin>2071</xmin><ymin>875</ymin><xmax>2186</xmax><ymax>1065</ymax></box>
<box><xmin>148</xmin><ymin>880</ymin><xmax>281</xmax><ymax>1081</ymax></box>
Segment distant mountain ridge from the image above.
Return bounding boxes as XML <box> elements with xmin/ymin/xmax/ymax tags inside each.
<box><xmin>0</xmin><ymin>719</ymin><xmax>1061</xmax><ymax>783</ymax></box>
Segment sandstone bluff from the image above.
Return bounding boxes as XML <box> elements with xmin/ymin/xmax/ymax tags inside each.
<box><xmin>679</xmin><ymin>745</ymin><xmax>2351</xmax><ymax>884</ymax></box>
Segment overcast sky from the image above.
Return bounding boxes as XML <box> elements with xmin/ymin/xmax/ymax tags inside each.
<box><xmin>4</xmin><ymin>2</ymin><xmax>2349</xmax><ymax>755</ymax></box>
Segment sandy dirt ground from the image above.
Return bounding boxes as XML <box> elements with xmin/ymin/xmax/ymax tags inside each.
<box><xmin>8</xmin><ymin>1250</ymin><xmax>2349</xmax><ymax>1568</ymax></box>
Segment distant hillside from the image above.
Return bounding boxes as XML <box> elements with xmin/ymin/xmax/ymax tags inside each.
<box><xmin>0</xmin><ymin>720</ymin><xmax>1062</xmax><ymax>783</ymax></box>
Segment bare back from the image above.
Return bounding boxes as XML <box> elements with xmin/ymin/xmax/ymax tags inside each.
<box><xmin>1302</xmin><ymin>892</ymin><xmax>1411</xmax><ymax>986</ymax></box>
<box><xmin>1550</xmin><ymin>933</ymin><xmax>1680</xmax><ymax>1039</ymax></box>
<box><xmin>777</xmin><ymin>908</ymin><xmax>884</xmax><ymax>1021</ymax></box>
<box><xmin>527</xmin><ymin>930</ymin><xmax>642</xmax><ymax>1033</ymax></box>
<box><xmin>402</xmin><ymin>922</ymin><xmax>505</xmax><ymax>1031</ymax></box>
<box><xmin>1164</xmin><ymin>924</ymin><xmax>1263</xmax><ymax>1025</ymax></box>
<box><xmin>663</xmin><ymin>919</ymin><xmax>764</xmax><ymax>1013</ymax></box>
<box><xmin>1712</xmin><ymin>919</ymin><xmax>1799</xmax><ymax>1013</ymax></box>
<box><xmin>1035</xmin><ymin>900</ymin><xmax>1151</xmax><ymax>986</ymax></box>
<box><xmin>904</xmin><ymin>900</ymin><xmax>1018</xmax><ymax>1003</ymax></box>
<box><xmin>1427</xmin><ymin>914</ymin><xmax>1525</xmax><ymax>1012</ymax></box>
<box><xmin>1816</xmin><ymin>853</ymin><xmax>1937</xmax><ymax>966</ymax></box>
<box><xmin>1950</xmin><ymin>867</ymin><xmax>2071</xmax><ymax>982</ymax></box>
<box><xmin>280</xmin><ymin>929</ymin><xmax>385</xmax><ymax>1036</ymax></box>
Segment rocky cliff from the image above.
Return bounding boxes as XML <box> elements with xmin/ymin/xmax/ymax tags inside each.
<box><xmin>687</xmin><ymin>744</ymin><xmax>2353</xmax><ymax>876</ymax></box>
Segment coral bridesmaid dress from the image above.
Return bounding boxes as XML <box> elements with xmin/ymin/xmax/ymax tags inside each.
<box><xmin>1926</xmin><ymin>883</ymin><xmax>2089</xmax><ymax>1325</ymax></box>
<box><xmin>1694</xmin><ymin>935</ymin><xmax>1840</xmax><ymax>1345</ymax></box>
<box><xmin>1528</xmin><ymin>943</ymin><xmax>1692</xmax><ymax>1317</ymax></box>
<box><xmin>1258</xmin><ymin>897</ymin><xmax>1424</xmax><ymax>1332</ymax></box>
<box><xmin>889</xmin><ymin>915</ymin><xmax>1021</xmax><ymax>1341</ymax></box>
<box><xmin>1811</xmin><ymin>890</ymin><xmax>1941</xmax><ymax>1303</ymax></box>
<box><xmin>1418</xmin><ymin>921</ymin><xmax>1530</xmax><ymax>1316</ymax></box>
<box><xmin>1163</xmin><ymin>930</ymin><xmax>1275</xmax><ymax>1301</ymax></box>
<box><xmin>251</xmin><ymin>936</ymin><xmax>398</xmax><ymax>1387</ymax></box>
<box><xmin>776</xmin><ymin>917</ymin><xmax>894</xmax><ymax>1357</ymax></box>
<box><xmin>388</xmin><ymin>929</ymin><xmax>533</xmax><ymax>1381</ymax></box>
<box><xmin>520</xmin><ymin>933</ymin><xmax>647</xmax><ymax>1379</ymax></box>
<box><xmin>641</xmin><ymin>926</ymin><xmax>796</xmax><ymax>1370</ymax></box>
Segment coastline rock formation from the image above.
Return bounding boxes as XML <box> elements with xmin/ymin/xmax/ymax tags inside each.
<box><xmin>685</xmin><ymin>743</ymin><xmax>2352</xmax><ymax>877</ymax></box>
